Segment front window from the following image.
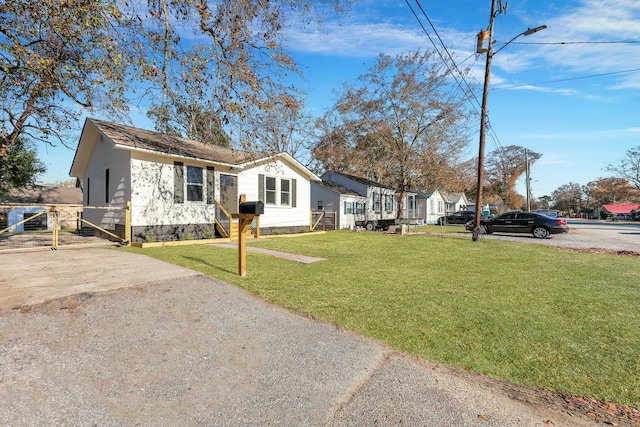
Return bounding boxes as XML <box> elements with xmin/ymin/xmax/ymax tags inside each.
<box><xmin>280</xmin><ymin>179</ymin><xmax>290</xmax><ymax>206</ymax></box>
<box><xmin>317</xmin><ymin>200</ymin><xmax>323</xmax><ymax>210</ymax></box>
<box><xmin>373</xmin><ymin>192</ymin><xmax>381</xmax><ymax>211</ymax></box>
<box><xmin>187</xmin><ymin>166</ymin><xmax>203</xmax><ymax>201</ymax></box>
<box><xmin>385</xmin><ymin>194</ymin><xmax>394</xmax><ymax>211</ymax></box>
<box><xmin>344</xmin><ymin>201</ymin><xmax>353</xmax><ymax>214</ymax></box>
<box><xmin>265</xmin><ymin>176</ymin><xmax>277</xmax><ymax>205</ymax></box>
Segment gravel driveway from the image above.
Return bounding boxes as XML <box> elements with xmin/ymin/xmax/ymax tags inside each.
<box><xmin>1</xmin><ymin>228</ymin><xmax>638</xmax><ymax>426</ymax></box>
<box><xmin>476</xmin><ymin>220</ymin><xmax>640</xmax><ymax>254</ymax></box>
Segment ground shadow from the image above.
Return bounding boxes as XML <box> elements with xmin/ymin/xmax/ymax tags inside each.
<box><xmin>181</xmin><ymin>255</ymin><xmax>236</xmax><ymax>275</ymax></box>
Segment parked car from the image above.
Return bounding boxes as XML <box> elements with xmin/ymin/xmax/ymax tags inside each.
<box><xmin>535</xmin><ymin>210</ymin><xmax>559</xmax><ymax>218</ymax></box>
<box><xmin>437</xmin><ymin>211</ymin><xmax>475</xmax><ymax>225</ymax></box>
<box><xmin>612</xmin><ymin>213</ymin><xmax>633</xmax><ymax>221</ymax></box>
<box><xmin>465</xmin><ymin>211</ymin><xmax>569</xmax><ymax>239</ymax></box>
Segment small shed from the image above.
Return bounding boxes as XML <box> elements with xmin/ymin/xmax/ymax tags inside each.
<box><xmin>2</xmin><ymin>185</ymin><xmax>83</xmax><ymax>231</ymax></box>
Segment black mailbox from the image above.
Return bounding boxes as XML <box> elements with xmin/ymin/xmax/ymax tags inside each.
<box><xmin>239</xmin><ymin>201</ymin><xmax>264</xmax><ymax>215</ymax></box>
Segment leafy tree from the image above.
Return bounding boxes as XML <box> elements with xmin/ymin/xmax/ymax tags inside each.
<box><xmin>0</xmin><ymin>139</ymin><xmax>45</xmax><ymax>201</ymax></box>
<box><xmin>484</xmin><ymin>146</ymin><xmax>541</xmax><ymax>210</ymax></box>
<box><xmin>606</xmin><ymin>146</ymin><xmax>640</xmax><ymax>191</ymax></box>
<box><xmin>138</xmin><ymin>0</ymin><xmax>350</xmax><ymax>150</ymax></box>
<box><xmin>312</xmin><ymin>51</ymin><xmax>472</xmax><ymax>218</ymax></box>
<box><xmin>536</xmin><ymin>195</ymin><xmax>553</xmax><ymax>210</ymax></box>
<box><xmin>583</xmin><ymin>177</ymin><xmax>638</xmax><ymax>207</ymax></box>
<box><xmin>0</xmin><ymin>0</ymin><xmax>136</xmax><ymax>156</ymax></box>
<box><xmin>1</xmin><ymin>0</ymin><xmax>351</xmax><ymax>160</ymax></box>
<box><xmin>551</xmin><ymin>182</ymin><xmax>583</xmax><ymax>214</ymax></box>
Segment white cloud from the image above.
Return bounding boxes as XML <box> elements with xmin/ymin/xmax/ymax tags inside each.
<box><xmin>513</xmin><ymin>0</ymin><xmax>640</xmax><ymax>89</ymax></box>
<box><xmin>286</xmin><ymin>22</ymin><xmax>427</xmax><ymax>57</ymax></box>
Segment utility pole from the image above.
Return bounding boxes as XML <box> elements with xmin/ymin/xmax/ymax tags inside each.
<box><xmin>472</xmin><ymin>0</ymin><xmax>502</xmax><ymax>241</ymax></box>
<box><xmin>471</xmin><ymin>1</ymin><xmax>545</xmax><ymax>240</ymax></box>
<box><xmin>525</xmin><ymin>148</ymin><xmax>531</xmax><ymax>211</ymax></box>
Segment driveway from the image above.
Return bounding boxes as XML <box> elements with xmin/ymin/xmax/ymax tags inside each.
<box><xmin>0</xmin><ymin>247</ymin><xmax>635</xmax><ymax>426</ymax></box>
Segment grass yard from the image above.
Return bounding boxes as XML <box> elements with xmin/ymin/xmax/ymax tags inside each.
<box><xmin>123</xmin><ymin>230</ymin><xmax>640</xmax><ymax>408</ymax></box>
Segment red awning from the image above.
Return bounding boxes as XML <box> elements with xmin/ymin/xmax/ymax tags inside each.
<box><xmin>602</xmin><ymin>204</ymin><xmax>640</xmax><ymax>214</ymax></box>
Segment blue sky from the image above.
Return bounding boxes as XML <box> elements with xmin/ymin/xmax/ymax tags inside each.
<box><xmin>39</xmin><ymin>0</ymin><xmax>640</xmax><ymax>199</ymax></box>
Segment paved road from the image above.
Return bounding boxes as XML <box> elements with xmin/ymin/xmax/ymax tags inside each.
<box><xmin>482</xmin><ymin>219</ymin><xmax>640</xmax><ymax>253</ymax></box>
<box><xmin>567</xmin><ymin>219</ymin><xmax>640</xmax><ymax>248</ymax></box>
<box><xmin>0</xmin><ymin>248</ymin><xmax>614</xmax><ymax>426</ymax></box>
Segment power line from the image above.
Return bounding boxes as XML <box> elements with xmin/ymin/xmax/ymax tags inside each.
<box><xmin>507</xmin><ymin>40</ymin><xmax>640</xmax><ymax>46</ymax></box>
<box><xmin>405</xmin><ymin>0</ymin><xmax>505</xmax><ymax>153</ymax></box>
<box><xmin>403</xmin><ymin>0</ymin><xmax>479</xmax><ymax>110</ymax></box>
<box><xmin>494</xmin><ymin>67</ymin><xmax>640</xmax><ymax>90</ymax></box>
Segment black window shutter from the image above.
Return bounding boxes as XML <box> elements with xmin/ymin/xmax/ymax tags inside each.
<box><xmin>292</xmin><ymin>179</ymin><xmax>297</xmax><ymax>207</ymax></box>
<box><xmin>174</xmin><ymin>162</ymin><xmax>184</xmax><ymax>203</ymax></box>
<box><xmin>258</xmin><ymin>174</ymin><xmax>264</xmax><ymax>202</ymax></box>
<box><xmin>206</xmin><ymin>166</ymin><xmax>215</xmax><ymax>204</ymax></box>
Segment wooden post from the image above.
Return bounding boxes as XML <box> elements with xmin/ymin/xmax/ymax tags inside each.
<box><xmin>50</xmin><ymin>207</ymin><xmax>59</xmax><ymax>249</ymax></box>
<box><xmin>238</xmin><ymin>214</ymin><xmax>254</xmax><ymax>277</ymax></box>
<box><xmin>125</xmin><ymin>201</ymin><xmax>132</xmax><ymax>244</ymax></box>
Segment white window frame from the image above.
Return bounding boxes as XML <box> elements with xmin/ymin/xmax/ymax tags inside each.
<box><xmin>280</xmin><ymin>178</ymin><xmax>291</xmax><ymax>206</ymax></box>
<box><xmin>265</xmin><ymin>176</ymin><xmax>277</xmax><ymax>205</ymax></box>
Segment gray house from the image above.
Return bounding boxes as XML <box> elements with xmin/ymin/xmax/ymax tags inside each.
<box><xmin>320</xmin><ymin>171</ymin><xmax>397</xmax><ymax>230</ymax></box>
<box><xmin>310</xmin><ymin>180</ymin><xmax>367</xmax><ymax>230</ymax></box>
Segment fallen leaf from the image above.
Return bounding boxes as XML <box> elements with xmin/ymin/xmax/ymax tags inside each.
<box><xmin>478</xmin><ymin>414</ymin><xmax>488</xmax><ymax>421</ymax></box>
<box><xmin>543</xmin><ymin>420</ymin><xmax>554</xmax><ymax>425</ymax></box>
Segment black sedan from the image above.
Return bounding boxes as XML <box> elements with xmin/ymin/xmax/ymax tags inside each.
<box><xmin>437</xmin><ymin>211</ymin><xmax>475</xmax><ymax>225</ymax></box>
<box><xmin>465</xmin><ymin>211</ymin><xmax>569</xmax><ymax>239</ymax></box>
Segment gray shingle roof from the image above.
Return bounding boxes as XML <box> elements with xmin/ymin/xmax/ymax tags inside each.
<box><xmin>6</xmin><ymin>185</ymin><xmax>82</xmax><ymax>204</ymax></box>
<box><xmin>315</xmin><ymin>180</ymin><xmax>365</xmax><ymax>198</ymax></box>
<box><xmin>90</xmin><ymin>119</ymin><xmax>250</xmax><ymax>166</ymax></box>
<box><xmin>326</xmin><ymin>172</ymin><xmax>396</xmax><ymax>191</ymax></box>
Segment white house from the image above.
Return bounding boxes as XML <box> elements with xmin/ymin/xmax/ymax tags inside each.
<box><xmin>396</xmin><ymin>190</ymin><xmax>418</xmax><ymax>223</ymax></box>
<box><xmin>69</xmin><ymin>118</ymin><xmax>319</xmax><ymax>242</ymax></box>
<box><xmin>310</xmin><ymin>180</ymin><xmax>367</xmax><ymax>230</ymax></box>
<box><xmin>320</xmin><ymin>171</ymin><xmax>397</xmax><ymax>230</ymax></box>
<box><xmin>415</xmin><ymin>189</ymin><xmax>446</xmax><ymax>224</ymax></box>
<box><xmin>443</xmin><ymin>192</ymin><xmax>469</xmax><ymax>214</ymax></box>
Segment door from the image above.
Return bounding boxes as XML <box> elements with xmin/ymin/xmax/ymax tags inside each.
<box><xmin>491</xmin><ymin>212</ymin><xmax>517</xmax><ymax>232</ymax></box>
<box><xmin>514</xmin><ymin>212</ymin><xmax>537</xmax><ymax>233</ymax></box>
<box><xmin>219</xmin><ymin>174</ymin><xmax>238</xmax><ymax>215</ymax></box>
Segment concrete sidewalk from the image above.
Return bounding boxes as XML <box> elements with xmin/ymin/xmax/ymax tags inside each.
<box><xmin>0</xmin><ymin>248</ymin><xmax>609</xmax><ymax>426</ymax></box>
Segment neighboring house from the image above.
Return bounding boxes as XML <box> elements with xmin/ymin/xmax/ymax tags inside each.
<box><xmin>1</xmin><ymin>185</ymin><xmax>83</xmax><ymax>232</ymax></box>
<box><xmin>320</xmin><ymin>171</ymin><xmax>397</xmax><ymax>230</ymax></box>
<box><xmin>310</xmin><ymin>180</ymin><xmax>367</xmax><ymax>230</ymax></box>
<box><xmin>443</xmin><ymin>192</ymin><xmax>469</xmax><ymax>214</ymax></box>
<box><xmin>396</xmin><ymin>190</ymin><xmax>418</xmax><ymax>223</ymax></box>
<box><xmin>415</xmin><ymin>189</ymin><xmax>446</xmax><ymax>225</ymax></box>
<box><xmin>69</xmin><ymin>118</ymin><xmax>319</xmax><ymax>242</ymax></box>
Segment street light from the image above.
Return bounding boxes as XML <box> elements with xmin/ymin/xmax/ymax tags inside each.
<box><xmin>471</xmin><ymin>2</ymin><xmax>546</xmax><ymax>241</ymax></box>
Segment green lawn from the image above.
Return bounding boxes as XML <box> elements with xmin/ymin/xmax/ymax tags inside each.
<box><xmin>123</xmin><ymin>230</ymin><xmax>640</xmax><ymax>407</ymax></box>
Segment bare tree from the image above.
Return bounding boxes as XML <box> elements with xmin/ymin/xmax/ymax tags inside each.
<box><xmin>312</xmin><ymin>51</ymin><xmax>473</xmax><ymax>218</ymax></box>
<box><xmin>485</xmin><ymin>146</ymin><xmax>541</xmax><ymax>210</ymax></box>
<box><xmin>606</xmin><ymin>146</ymin><xmax>640</xmax><ymax>191</ymax></box>
<box><xmin>139</xmin><ymin>0</ymin><xmax>351</xmax><ymax>151</ymax></box>
<box><xmin>1</xmin><ymin>0</ymin><xmax>352</xmax><ymax>160</ymax></box>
